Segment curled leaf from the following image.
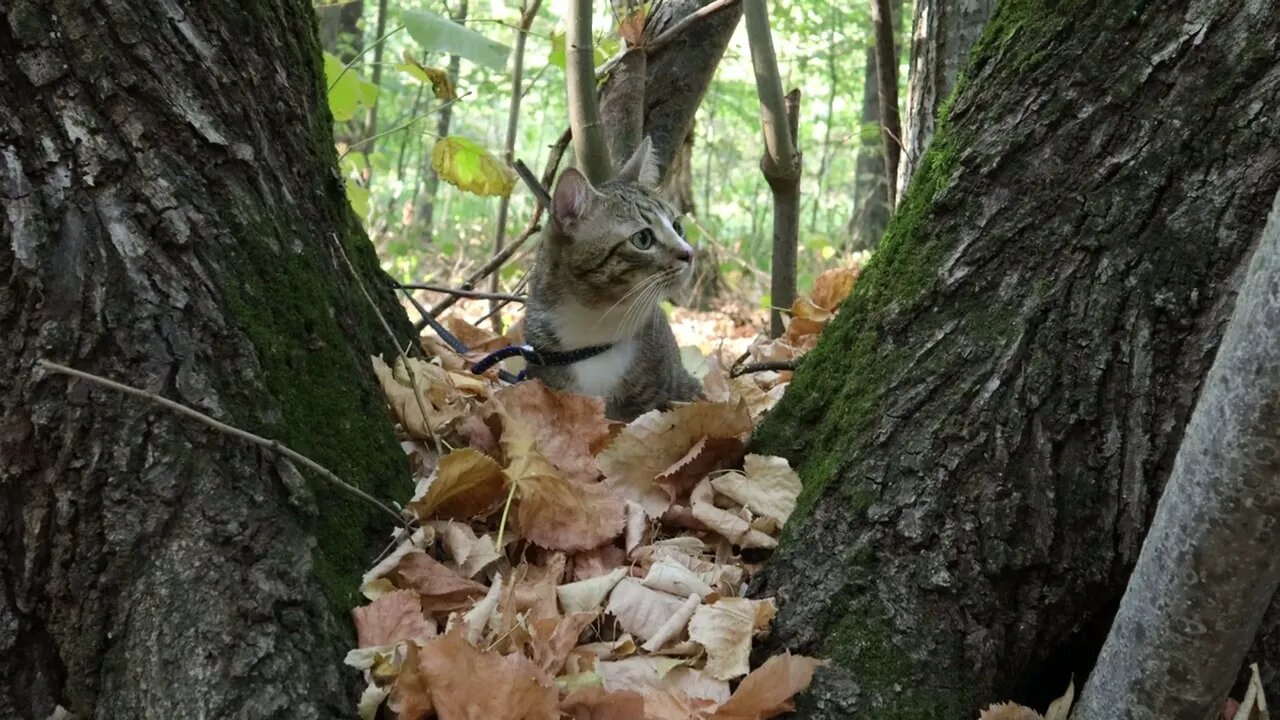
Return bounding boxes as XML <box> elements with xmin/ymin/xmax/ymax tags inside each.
<box><xmin>431</xmin><ymin>136</ymin><xmax>516</xmax><ymax>197</ymax></box>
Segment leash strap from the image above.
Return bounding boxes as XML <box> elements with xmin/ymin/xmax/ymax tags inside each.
<box><xmin>471</xmin><ymin>342</ymin><xmax>613</xmax><ymax>378</ymax></box>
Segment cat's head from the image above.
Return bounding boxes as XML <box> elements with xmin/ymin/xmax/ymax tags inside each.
<box><xmin>543</xmin><ymin>137</ymin><xmax>694</xmax><ymax>308</ymax></box>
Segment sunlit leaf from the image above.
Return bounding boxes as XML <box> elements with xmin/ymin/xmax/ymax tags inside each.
<box><xmin>402</xmin><ymin>8</ymin><xmax>511</xmax><ymax>71</ymax></box>
<box><xmin>323</xmin><ymin>52</ymin><xmax>379</xmax><ymax>123</ymax></box>
<box><xmin>431</xmin><ymin>137</ymin><xmax>516</xmax><ymax>197</ymax></box>
<box><xmin>399</xmin><ymin>51</ymin><xmax>458</xmax><ymax>100</ymax></box>
<box><xmin>345</xmin><ymin>178</ymin><xmax>370</xmax><ymax>219</ymax></box>
<box><xmin>341</xmin><ymin>151</ymin><xmax>369</xmax><ymax>177</ymax></box>
<box><xmin>548</xmin><ymin>31</ymin><xmax>567</xmax><ymax>70</ymax></box>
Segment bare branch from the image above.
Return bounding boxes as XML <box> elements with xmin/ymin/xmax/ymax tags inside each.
<box><xmin>567</xmin><ymin>0</ymin><xmax>612</xmax><ymax>183</ymax></box>
<box><xmin>400</xmin><ymin>283</ymin><xmax>526</xmax><ymax>303</ymax></box>
<box><xmin>37</xmin><ymin>360</ymin><xmax>409</xmax><ymax>530</ymax></box>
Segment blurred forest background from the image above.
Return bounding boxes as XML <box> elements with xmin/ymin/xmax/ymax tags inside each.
<box><xmin>316</xmin><ymin>0</ymin><xmax>899</xmax><ymax>319</ymax></box>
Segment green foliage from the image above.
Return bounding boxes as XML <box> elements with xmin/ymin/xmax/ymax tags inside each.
<box><xmin>431</xmin><ymin>136</ymin><xmax>517</xmax><ymax>197</ymax></box>
<box><xmin>323</xmin><ymin>51</ymin><xmax>378</xmax><ymax>122</ymax></box>
<box><xmin>402</xmin><ymin>8</ymin><xmax>512</xmax><ymax>71</ymax></box>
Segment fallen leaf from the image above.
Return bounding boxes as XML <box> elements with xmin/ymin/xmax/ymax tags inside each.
<box><xmin>390</xmin><ymin>549</ymin><xmax>488</xmax><ymax>612</ymax></box>
<box><xmin>358</xmin><ymin>681</ymin><xmax>390</xmax><ymax>720</ymax></box>
<box><xmin>416</xmin><ymin>629</ymin><xmax>558</xmax><ymax>719</ymax></box>
<box><xmin>707</xmin><ymin>652</ymin><xmax>824</xmax><ymax>720</ymax></box>
<box><xmin>598</xmin><ymin>656</ymin><xmax>730</xmax><ymax>704</ymax></box>
<box><xmin>559</xmin><ymin>567</ymin><xmax>628</xmax><ymax>614</ymax></box>
<box><xmin>605</xmin><ymin>578</ymin><xmax>688</xmax><ymax>642</ymax></box>
<box><xmin>372</xmin><ymin>355</ymin><xmax>464</xmax><ymax>438</ymax></box>
<box><xmin>709</xmin><ymin>454</ymin><xmax>802</xmax><ymax>527</ymax></box>
<box><xmin>531</xmin><ymin>610</ymin><xmax>600</xmax><ymax>675</ymax></box>
<box><xmin>978</xmin><ymin>703</ymin><xmax>1043</xmax><ymax>720</ymax></box>
<box><xmin>560</xmin><ymin>687</ymin><xmax>646</xmax><ymax>720</ymax></box>
<box><xmin>688</xmin><ymin>598</ymin><xmax>775</xmax><ymax>680</ymax></box>
<box><xmin>515</xmin><ymin>472</ymin><xmax>626</xmax><ymax>551</ymax></box>
<box><xmin>390</xmin><ymin>642</ymin><xmax>433</xmax><ymax>720</ymax></box>
<box><xmin>598</xmin><ymin>401</ymin><xmax>753</xmax><ymax>518</ymax></box>
<box><xmin>352</xmin><ymin>589</ymin><xmax>435</xmax><ymax>648</ymax></box>
<box><xmin>409</xmin><ymin>448</ymin><xmax>508</xmax><ymax>521</ymax></box>
<box><xmin>494</xmin><ymin>381</ymin><xmax>612</xmax><ymax>484</ymax></box>
<box><xmin>570</xmin><ymin>544</ymin><xmax>628</xmax><ymax>581</ymax></box>
<box><xmin>1044</xmin><ymin>677</ymin><xmax>1074</xmax><ymax>720</ymax></box>
<box><xmin>809</xmin><ymin>265</ymin><xmax>859</xmax><ymax>312</ymax></box>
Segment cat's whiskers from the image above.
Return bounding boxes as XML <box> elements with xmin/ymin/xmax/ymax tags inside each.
<box><xmin>589</xmin><ymin>270</ymin><xmax>666</xmax><ymax>336</ymax></box>
<box><xmin>614</xmin><ymin>269</ymin><xmax>679</xmax><ymax>343</ymax></box>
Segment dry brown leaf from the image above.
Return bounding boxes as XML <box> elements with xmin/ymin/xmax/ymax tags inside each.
<box><xmin>560</xmin><ymin>687</ymin><xmax>646</xmax><ymax>720</ymax></box>
<box><xmin>598</xmin><ymin>401</ymin><xmax>753</xmax><ymax>518</ymax></box>
<box><xmin>1044</xmin><ymin>677</ymin><xmax>1075</xmax><ymax>720</ymax></box>
<box><xmin>505</xmin><ymin>555</ymin><xmax>566</xmax><ymax>626</ymax></box>
<box><xmin>559</xmin><ymin>567</ymin><xmax>628</xmax><ymax>614</ymax></box>
<box><xmin>408</xmin><ymin>448</ymin><xmax>508</xmax><ymax>521</ymax></box>
<box><xmin>710</xmin><ymin>454</ymin><xmax>802</xmax><ymax>527</ymax></box>
<box><xmin>445</xmin><ymin>313</ymin><xmax>505</xmax><ymax>352</ymax></box>
<box><xmin>978</xmin><ymin>702</ymin><xmax>1043</xmax><ymax>720</ymax></box>
<box><xmin>707</xmin><ymin>652</ymin><xmax>823</xmax><ymax>720</ymax></box>
<box><xmin>499</xmin><ymin>404</ymin><xmax>626</xmax><ymax>551</ymax></box>
<box><xmin>352</xmin><ymin>589</ymin><xmax>435</xmax><ymax>648</ymax></box>
<box><xmin>390</xmin><ymin>642</ymin><xmax>433</xmax><ymax>720</ymax></box>
<box><xmin>372</xmin><ymin>355</ymin><xmax>465</xmax><ymax>438</ymax></box>
<box><xmin>494</xmin><ymin>381</ymin><xmax>612</xmax><ymax>484</ymax></box>
<box><xmin>606</xmin><ymin>577</ymin><xmax>689</xmax><ymax>642</ymax></box>
<box><xmin>688</xmin><ymin>598</ymin><xmax>775</xmax><ymax>680</ymax></box>
<box><xmin>390</xmin><ymin>549</ymin><xmax>488</xmax><ymax>612</ymax></box>
<box><xmin>571</xmin><ymin>543</ymin><xmax>628</xmax><ymax>581</ymax></box>
<box><xmin>598</xmin><ymin>656</ymin><xmax>730</xmax><ymax>704</ymax></box>
<box><xmin>809</xmin><ymin>265</ymin><xmax>859</xmax><ymax>312</ymax></box>
<box><xmin>530</xmin><ymin>610</ymin><xmax>599</xmax><ymax>675</ymax></box>
<box><xmin>416</xmin><ymin>629</ymin><xmax>558</xmax><ymax>720</ymax></box>
<box><xmin>656</xmin><ymin>436</ymin><xmax>746</xmax><ymax>499</ymax></box>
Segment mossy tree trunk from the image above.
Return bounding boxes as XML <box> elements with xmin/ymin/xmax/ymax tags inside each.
<box><xmin>752</xmin><ymin>1</ymin><xmax>1280</xmax><ymax>716</ymax></box>
<box><xmin>0</xmin><ymin>1</ymin><xmax>412</xmax><ymax>717</ymax></box>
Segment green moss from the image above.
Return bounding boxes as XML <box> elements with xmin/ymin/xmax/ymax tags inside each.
<box><xmin>217</xmin><ymin>190</ymin><xmax>408</xmax><ymax>620</ymax></box>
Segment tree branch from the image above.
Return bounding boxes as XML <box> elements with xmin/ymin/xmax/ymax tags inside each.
<box><xmin>400</xmin><ymin>283</ymin><xmax>526</xmax><ymax>303</ymax></box>
<box><xmin>870</xmin><ymin>0</ymin><xmax>902</xmax><ymax>208</ymax></box>
<box><xmin>567</xmin><ymin>0</ymin><xmax>612</xmax><ymax>183</ymax></box>
<box><xmin>37</xmin><ymin>360</ymin><xmax>409</xmax><ymax>531</ymax></box>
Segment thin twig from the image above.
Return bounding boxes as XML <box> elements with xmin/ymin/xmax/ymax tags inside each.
<box><xmin>332</xmin><ymin>234</ymin><xmax>448</xmax><ymax>452</ymax></box>
<box><xmin>339</xmin><ymin>92</ymin><xmax>471</xmax><ymax>161</ymax></box>
<box><xmin>399</xmin><ymin>283</ymin><xmax>527</xmax><ymax>303</ymax></box>
<box><xmin>328</xmin><ymin>25</ymin><xmax>406</xmax><ymax>92</ymax></box>
<box><xmin>38</xmin><ymin>359</ymin><xmax>409</xmax><ymax>529</ymax></box>
<box><xmin>730</xmin><ymin>360</ymin><xmax>796</xmax><ymax>378</ymax></box>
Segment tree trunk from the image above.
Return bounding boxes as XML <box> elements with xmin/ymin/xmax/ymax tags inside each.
<box><xmin>1075</xmin><ymin>187</ymin><xmax>1280</xmax><ymax>720</ymax></box>
<box><xmin>751</xmin><ymin>2</ymin><xmax>1280</xmax><ymax>716</ymax></box>
<box><xmin>603</xmin><ymin>0</ymin><xmax>743</xmax><ymax>180</ymax></box>
<box><xmin>896</xmin><ymin>0</ymin><xmax>995</xmax><ymax>199</ymax></box>
<box><xmin>316</xmin><ymin>0</ymin><xmax>365</xmax><ymax>61</ymax></box>
<box><xmin>870</xmin><ymin>0</ymin><xmax>902</xmax><ymax>209</ymax></box>
<box><xmin>0</xmin><ymin>2</ymin><xmax>411</xmax><ymax>717</ymax></box>
<box><xmin>847</xmin><ymin>0</ymin><xmax>901</xmax><ymax>251</ymax></box>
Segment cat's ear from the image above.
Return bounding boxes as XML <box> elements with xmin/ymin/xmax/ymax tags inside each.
<box><xmin>552</xmin><ymin>167</ymin><xmax>596</xmax><ymax>227</ymax></box>
<box><xmin>615</xmin><ymin>136</ymin><xmax>660</xmax><ymax>188</ymax></box>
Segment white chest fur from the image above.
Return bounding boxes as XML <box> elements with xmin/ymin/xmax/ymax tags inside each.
<box><xmin>550</xmin><ymin>297</ymin><xmax>641</xmax><ymax>399</ymax></box>
<box><xmin>570</xmin><ymin>340</ymin><xmax>636</xmax><ymax>398</ymax></box>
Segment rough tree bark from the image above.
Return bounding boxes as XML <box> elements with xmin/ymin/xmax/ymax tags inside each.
<box><xmin>752</xmin><ymin>2</ymin><xmax>1280</xmax><ymax>717</ymax></box>
<box><xmin>599</xmin><ymin>0</ymin><xmax>743</xmax><ymax>181</ymax></box>
<box><xmin>1075</xmin><ymin>187</ymin><xmax>1280</xmax><ymax>720</ymax></box>
<box><xmin>896</xmin><ymin>0</ymin><xmax>995</xmax><ymax>199</ymax></box>
<box><xmin>0</xmin><ymin>1</ymin><xmax>412</xmax><ymax>717</ymax></box>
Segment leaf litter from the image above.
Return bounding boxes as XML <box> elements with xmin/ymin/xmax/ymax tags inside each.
<box><xmin>351</xmin><ymin>266</ymin><xmax>863</xmax><ymax>719</ymax></box>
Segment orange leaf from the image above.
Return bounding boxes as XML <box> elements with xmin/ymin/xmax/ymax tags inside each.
<box><xmin>390</xmin><ymin>549</ymin><xmax>488</xmax><ymax>612</ymax></box>
<box><xmin>707</xmin><ymin>652</ymin><xmax>823</xmax><ymax>719</ymax></box>
<box><xmin>352</xmin><ymin>589</ymin><xmax>435</xmax><ymax>648</ymax></box>
<box><xmin>416</xmin><ymin>629</ymin><xmax>558</xmax><ymax>720</ymax></box>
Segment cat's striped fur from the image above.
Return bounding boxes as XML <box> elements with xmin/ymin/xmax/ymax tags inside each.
<box><xmin>524</xmin><ymin>138</ymin><xmax>703</xmax><ymax>420</ymax></box>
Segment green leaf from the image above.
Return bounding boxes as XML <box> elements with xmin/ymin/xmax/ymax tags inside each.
<box><xmin>324</xmin><ymin>52</ymin><xmax>379</xmax><ymax>122</ymax></box>
<box><xmin>548</xmin><ymin>31</ymin><xmax>566</xmax><ymax>70</ymax></box>
<box><xmin>430</xmin><ymin>137</ymin><xmax>516</xmax><ymax>197</ymax></box>
<box><xmin>345</xmin><ymin>178</ymin><xmax>370</xmax><ymax>219</ymax></box>
<box><xmin>820</xmin><ymin>245</ymin><xmax>836</xmax><ymax>261</ymax></box>
<box><xmin>549</xmin><ymin>30</ymin><xmax>616</xmax><ymax>69</ymax></box>
<box><xmin>340</xmin><ymin>151</ymin><xmax>369</xmax><ymax>177</ymax></box>
<box><xmin>402</xmin><ymin>9</ymin><xmax>511</xmax><ymax>71</ymax></box>
<box><xmin>760</xmin><ymin>293</ymin><xmax>772</xmax><ymax>310</ymax></box>
<box><xmin>500</xmin><ymin>263</ymin><xmax>521</xmax><ymax>281</ymax></box>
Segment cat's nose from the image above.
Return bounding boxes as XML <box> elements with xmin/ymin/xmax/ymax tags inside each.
<box><xmin>674</xmin><ymin>242</ymin><xmax>693</xmax><ymax>263</ymax></box>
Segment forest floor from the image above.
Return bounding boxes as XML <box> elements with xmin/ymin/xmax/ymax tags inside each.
<box><xmin>343</xmin><ymin>264</ymin><xmax>1110</xmax><ymax>719</ymax></box>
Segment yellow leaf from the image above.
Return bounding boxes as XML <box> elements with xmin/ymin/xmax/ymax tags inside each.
<box><xmin>431</xmin><ymin>136</ymin><xmax>516</xmax><ymax>197</ymax></box>
<box><xmin>407</xmin><ymin>448</ymin><xmax>508</xmax><ymax>521</ymax></box>
<box><xmin>399</xmin><ymin>50</ymin><xmax>458</xmax><ymax>100</ymax></box>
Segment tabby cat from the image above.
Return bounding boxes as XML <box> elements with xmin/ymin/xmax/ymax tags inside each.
<box><xmin>524</xmin><ymin>138</ymin><xmax>703</xmax><ymax>421</ymax></box>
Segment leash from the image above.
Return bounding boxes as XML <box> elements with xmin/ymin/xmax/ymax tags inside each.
<box><xmin>395</xmin><ymin>280</ymin><xmax>611</xmax><ymax>384</ymax></box>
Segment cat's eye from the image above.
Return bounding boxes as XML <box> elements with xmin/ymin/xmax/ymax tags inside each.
<box><xmin>630</xmin><ymin>228</ymin><xmax>655</xmax><ymax>250</ymax></box>
<box><xmin>673</xmin><ymin>219</ymin><xmax>684</xmax><ymax>237</ymax></box>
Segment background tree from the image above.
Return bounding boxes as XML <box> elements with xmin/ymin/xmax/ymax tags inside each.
<box><xmin>751</xmin><ymin>1</ymin><xmax>1280</xmax><ymax>716</ymax></box>
<box><xmin>0</xmin><ymin>2</ymin><xmax>411</xmax><ymax>716</ymax></box>
<box><xmin>896</xmin><ymin>0</ymin><xmax>995</xmax><ymax>196</ymax></box>
<box><xmin>847</xmin><ymin>0</ymin><xmax>902</xmax><ymax>250</ymax></box>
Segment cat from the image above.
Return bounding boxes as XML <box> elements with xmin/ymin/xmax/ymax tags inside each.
<box><xmin>523</xmin><ymin>137</ymin><xmax>704</xmax><ymax>421</ymax></box>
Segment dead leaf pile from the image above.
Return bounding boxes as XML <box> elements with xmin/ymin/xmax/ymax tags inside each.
<box><xmin>351</xmin><ymin>268</ymin><xmax>866</xmax><ymax>719</ymax></box>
